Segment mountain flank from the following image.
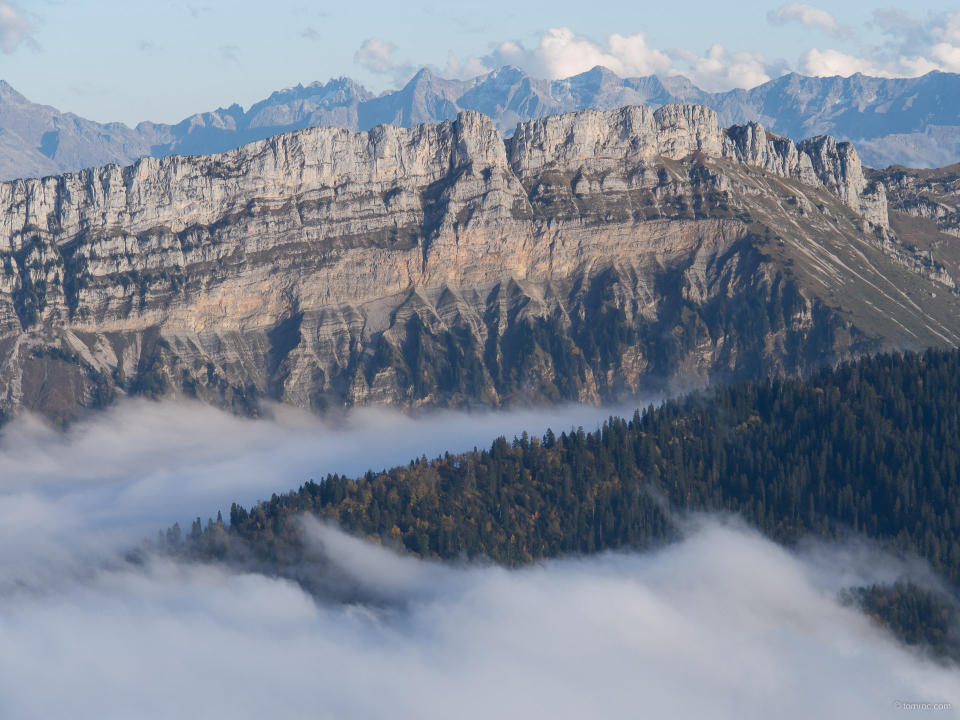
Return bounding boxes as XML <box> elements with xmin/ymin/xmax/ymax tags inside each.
<box><xmin>0</xmin><ymin>104</ymin><xmax>957</xmax><ymax>421</ymax></box>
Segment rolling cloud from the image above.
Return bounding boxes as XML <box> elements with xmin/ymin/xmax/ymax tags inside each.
<box><xmin>0</xmin><ymin>399</ymin><xmax>956</xmax><ymax>718</ymax></box>
<box><xmin>432</xmin><ymin>27</ymin><xmax>776</xmax><ymax>92</ymax></box>
<box><xmin>0</xmin><ymin>397</ymin><xmax>651</xmax><ymax>555</ymax></box>
<box><xmin>355</xmin><ymin>8</ymin><xmax>960</xmax><ymax>94</ymax></box>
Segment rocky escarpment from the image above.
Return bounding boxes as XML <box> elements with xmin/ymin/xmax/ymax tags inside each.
<box><xmin>868</xmin><ymin>163</ymin><xmax>960</xmax><ymax>292</ymax></box>
<box><xmin>0</xmin><ymin>105</ymin><xmax>958</xmax><ymax>421</ymax></box>
<box><xmin>510</xmin><ymin>106</ymin><xmax>890</xmax><ymax>228</ymax></box>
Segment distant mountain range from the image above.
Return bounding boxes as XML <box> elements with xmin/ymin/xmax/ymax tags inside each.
<box><xmin>3</xmin><ymin>65</ymin><xmax>960</xmax><ymax>180</ymax></box>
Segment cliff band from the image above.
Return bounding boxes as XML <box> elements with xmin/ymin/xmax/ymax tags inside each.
<box><xmin>0</xmin><ymin>105</ymin><xmax>956</xmax><ymax>419</ymax></box>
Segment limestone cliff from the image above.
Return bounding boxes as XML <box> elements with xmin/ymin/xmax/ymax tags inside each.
<box><xmin>0</xmin><ymin>105</ymin><xmax>957</xmax><ymax>421</ymax></box>
<box><xmin>509</xmin><ymin>106</ymin><xmax>890</xmax><ymax>228</ymax></box>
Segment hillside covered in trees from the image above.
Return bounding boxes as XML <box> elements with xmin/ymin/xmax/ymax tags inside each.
<box><xmin>165</xmin><ymin>348</ymin><xmax>960</xmax><ymax>576</ymax></box>
<box><xmin>842</xmin><ymin>581</ymin><xmax>960</xmax><ymax>661</ymax></box>
<box><xmin>156</xmin><ymin>347</ymin><xmax>960</xmax><ymax>656</ymax></box>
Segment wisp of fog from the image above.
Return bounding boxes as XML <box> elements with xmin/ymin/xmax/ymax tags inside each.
<box><xmin>0</xmin><ymin>398</ymin><xmax>956</xmax><ymax>719</ymax></box>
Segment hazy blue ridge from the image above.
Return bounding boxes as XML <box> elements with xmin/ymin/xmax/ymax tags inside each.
<box><xmin>3</xmin><ymin>66</ymin><xmax>960</xmax><ymax>181</ymax></box>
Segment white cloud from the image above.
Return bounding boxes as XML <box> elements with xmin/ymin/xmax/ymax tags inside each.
<box><xmin>0</xmin><ymin>513</ymin><xmax>957</xmax><ymax>717</ymax></box>
<box><xmin>428</xmin><ymin>10</ymin><xmax>960</xmax><ymax>92</ymax></box>
<box><xmin>0</xmin><ymin>400</ymin><xmax>956</xmax><ymax>717</ymax></box>
<box><xmin>903</xmin><ymin>52</ymin><xmax>949</xmax><ymax>75</ymax></box>
<box><xmin>904</xmin><ymin>11</ymin><xmax>960</xmax><ymax>74</ymax></box>
<box><xmin>535</xmin><ymin>27</ymin><xmax>672</xmax><ymax>78</ymax></box>
<box><xmin>768</xmin><ymin>3</ymin><xmax>851</xmax><ymax>39</ymax></box>
<box><xmin>0</xmin><ymin>1</ymin><xmax>36</xmax><ymax>54</ymax></box>
<box><xmin>440</xmin><ymin>27</ymin><xmax>776</xmax><ymax>91</ymax></box>
<box><xmin>440</xmin><ymin>51</ymin><xmax>491</xmax><ymax>80</ymax></box>
<box><xmin>930</xmin><ymin>11</ymin><xmax>960</xmax><ymax>46</ymax></box>
<box><xmin>930</xmin><ymin>43</ymin><xmax>960</xmax><ymax>73</ymax></box>
<box><xmin>0</xmin><ymin>397</ymin><xmax>643</xmax><ymax>541</ymax></box>
<box><xmin>480</xmin><ymin>27</ymin><xmax>673</xmax><ymax>81</ymax></box>
<box><xmin>794</xmin><ymin>10</ymin><xmax>960</xmax><ymax>80</ymax></box>
<box><xmin>353</xmin><ymin>38</ymin><xmax>419</xmax><ymax>87</ymax></box>
<box><xmin>671</xmin><ymin>44</ymin><xmax>773</xmax><ymax>92</ymax></box>
<box><xmin>799</xmin><ymin>48</ymin><xmax>885</xmax><ymax>77</ymax></box>
<box><xmin>354</xmin><ymin>38</ymin><xmax>398</xmax><ymax>75</ymax></box>
<box><xmin>382</xmin><ymin>11</ymin><xmax>960</xmax><ymax>94</ymax></box>
<box><xmin>798</xmin><ymin>43</ymin><xmax>952</xmax><ymax>79</ymax></box>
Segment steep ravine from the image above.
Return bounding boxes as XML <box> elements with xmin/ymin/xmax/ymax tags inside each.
<box><xmin>0</xmin><ymin>105</ymin><xmax>957</xmax><ymax>421</ymax></box>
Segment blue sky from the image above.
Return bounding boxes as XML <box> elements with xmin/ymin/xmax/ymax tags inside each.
<box><xmin>1</xmin><ymin>0</ymin><xmax>958</xmax><ymax>126</ymax></box>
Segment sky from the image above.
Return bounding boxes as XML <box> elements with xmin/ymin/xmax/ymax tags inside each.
<box><xmin>0</xmin><ymin>398</ymin><xmax>956</xmax><ymax>718</ymax></box>
<box><xmin>0</xmin><ymin>0</ymin><xmax>958</xmax><ymax>126</ymax></box>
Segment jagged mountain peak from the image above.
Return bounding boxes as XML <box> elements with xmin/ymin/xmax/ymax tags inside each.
<box><xmin>0</xmin><ymin>80</ymin><xmax>51</xmax><ymax>111</ymax></box>
<box><xmin>575</xmin><ymin>65</ymin><xmax>622</xmax><ymax>83</ymax></box>
<box><xmin>7</xmin><ymin>65</ymin><xmax>960</xmax><ymax>180</ymax></box>
<box><xmin>411</xmin><ymin>66</ymin><xmax>437</xmax><ymax>80</ymax></box>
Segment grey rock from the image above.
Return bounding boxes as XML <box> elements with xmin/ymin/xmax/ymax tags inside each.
<box><xmin>0</xmin><ymin>105</ymin><xmax>956</xmax><ymax>421</ymax></box>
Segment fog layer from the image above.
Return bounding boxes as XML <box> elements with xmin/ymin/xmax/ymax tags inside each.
<box><xmin>0</xmin><ymin>400</ymin><xmax>956</xmax><ymax>719</ymax></box>
<box><xmin>1</xmin><ymin>519</ymin><xmax>957</xmax><ymax>719</ymax></box>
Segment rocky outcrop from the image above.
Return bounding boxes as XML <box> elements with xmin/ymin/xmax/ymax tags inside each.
<box><xmin>509</xmin><ymin>105</ymin><xmax>726</xmax><ymax>171</ymax></box>
<box><xmin>797</xmin><ymin>135</ymin><xmax>889</xmax><ymax>228</ymax></box>
<box><xmin>868</xmin><ymin>163</ymin><xmax>960</xmax><ymax>290</ymax></box>
<box><xmin>0</xmin><ymin>105</ymin><xmax>956</xmax><ymax>421</ymax></box>
<box><xmin>511</xmin><ymin>108</ymin><xmax>889</xmax><ymax>229</ymax></box>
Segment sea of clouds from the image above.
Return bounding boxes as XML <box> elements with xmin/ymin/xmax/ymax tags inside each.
<box><xmin>0</xmin><ymin>398</ymin><xmax>956</xmax><ymax>719</ymax></box>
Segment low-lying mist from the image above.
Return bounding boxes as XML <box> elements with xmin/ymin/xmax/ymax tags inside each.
<box><xmin>0</xmin><ymin>397</ymin><xmax>647</xmax><ymax>564</ymax></box>
<box><xmin>0</xmin><ymin>399</ymin><xmax>956</xmax><ymax>718</ymax></box>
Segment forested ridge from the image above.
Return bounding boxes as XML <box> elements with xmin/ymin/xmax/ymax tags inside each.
<box><xmin>164</xmin><ymin>348</ymin><xmax>960</xmax><ymax>577</ymax></box>
<box><xmin>156</xmin><ymin>347</ymin><xmax>960</xmax><ymax>655</ymax></box>
<box><xmin>841</xmin><ymin>581</ymin><xmax>959</xmax><ymax>660</ymax></box>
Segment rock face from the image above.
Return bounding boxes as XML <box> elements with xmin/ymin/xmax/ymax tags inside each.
<box><xmin>510</xmin><ymin>107</ymin><xmax>889</xmax><ymax>228</ymax></box>
<box><xmin>868</xmin><ymin>163</ymin><xmax>960</xmax><ymax>290</ymax></box>
<box><xmin>0</xmin><ymin>105</ymin><xmax>958</xmax><ymax>421</ymax></box>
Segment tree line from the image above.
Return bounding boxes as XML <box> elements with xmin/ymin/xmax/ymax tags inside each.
<box><xmin>156</xmin><ymin>346</ymin><xmax>960</xmax><ymax>656</ymax></box>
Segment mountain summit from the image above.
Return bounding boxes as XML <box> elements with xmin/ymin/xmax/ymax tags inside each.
<box><xmin>4</xmin><ymin>67</ymin><xmax>960</xmax><ymax>181</ymax></box>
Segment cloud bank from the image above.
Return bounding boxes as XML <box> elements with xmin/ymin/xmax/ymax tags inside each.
<box><xmin>1</xmin><ymin>516</ymin><xmax>957</xmax><ymax>718</ymax></box>
<box><xmin>779</xmin><ymin>6</ymin><xmax>960</xmax><ymax>79</ymax></box>
<box><xmin>352</xmin><ymin>7</ymin><xmax>960</xmax><ymax>94</ymax></box>
<box><xmin>0</xmin><ymin>399</ymin><xmax>956</xmax><ymax>718</ymax></box>
<box><xmin>0</xmin><ymin>397</ymin><xmax>648</xmax><ymax>559</ymax></box>
<box><xmin>487</xmin><ymin>28</ymin><xmax>673</xmax><ymax>83</ymax></box>
<box><xmin>433</xmin><ymin>27</ymin><xmax>776</xmax><ymax>93</ymax></box>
